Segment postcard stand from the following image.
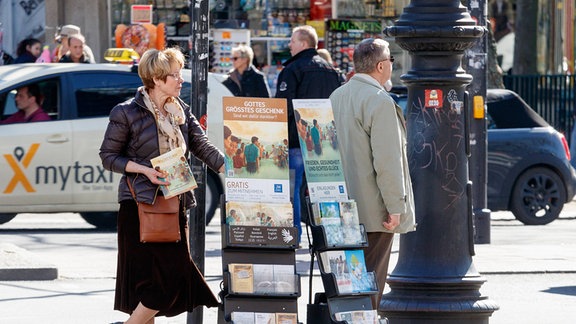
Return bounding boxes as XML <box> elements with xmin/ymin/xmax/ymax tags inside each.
<box><xmin>219</xmin><ymin>195</ymin><xmax>302</xmax><ymax>323</ymax></box>
<box><xmin>305</xmin><ymin>198</ymin><xmax>387</xmax><ymax>323</ymax></box>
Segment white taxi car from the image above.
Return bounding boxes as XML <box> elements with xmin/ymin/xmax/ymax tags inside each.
<box><xmin>0</xmin><ymin>63</ymin><xmax>230</xmax><ymax>228</ymax></box>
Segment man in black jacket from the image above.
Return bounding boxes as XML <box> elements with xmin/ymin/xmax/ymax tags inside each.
<box><xmin>275</xmin><ymin>25</ymin><xmax>343</xmax><ymax>236</ymax></box>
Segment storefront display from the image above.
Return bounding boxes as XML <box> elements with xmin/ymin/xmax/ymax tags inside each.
<box><xmin>106</xmin><ymin>1</ymin><xmax>406</xmax><ymax>81</ymax></box>
<box><xmin>114</xmin><ymin>23</ymin><xmax>166</xmax><ymax>56</ymax></box>
<box><xmin>109</xmin><ymin>1</ymin><xmax>403</xmax><ymax>41</ymax></box>
<box><xmin>324</xmin><ymin>19</ymin><xmax>382</xmax><ymax>74</ymax></box>
<box><xmin>334</xmin><ymin>0</ymin><xmax>398</xmax><ymax>19</ymax></box>
<box><xmin>267</xmin><ymin>0</ymin><xmax>310</xmax><ymax>37</ymax></box>
<box><xmin>111</xmin><ymin>0</ymin><xmax>189</xmax><ymax>38</ymax></box>
<box><xmin>211</xmin><ymin>29</ymin><xmax>250</xmax><ymax>74</ymax></box>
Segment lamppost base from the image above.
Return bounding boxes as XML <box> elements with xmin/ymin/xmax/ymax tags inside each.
<box><xmin>380</xmin><ymin>278</ymin><xmax>499</xmax><ymax>323</ymax></box>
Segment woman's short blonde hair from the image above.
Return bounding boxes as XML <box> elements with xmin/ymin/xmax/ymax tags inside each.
<box><xmin>231</xmin><ymin>44</ymin><xmax>254</xmax><ymax>64</ymax></box>
<box><xmin>138</xmin><ymin>47</ymin><xmax>185</xmax><ymax>89</ymax></box>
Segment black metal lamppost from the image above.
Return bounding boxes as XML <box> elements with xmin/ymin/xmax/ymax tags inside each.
<box><xmin>188</xmin><ymin>0</ymin><xmax>210</xmax><ymax>323</ymax></box>
<box><xmin>381</xmin><ymin>1</ymin><xmax>498</xmax><ymax>322</ymax></box>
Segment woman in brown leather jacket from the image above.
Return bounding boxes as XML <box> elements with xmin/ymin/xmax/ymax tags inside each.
<box><xmin>99</xmin><ymin>47</ymin><xmax>225</xmax><ymax>323</ymax></box>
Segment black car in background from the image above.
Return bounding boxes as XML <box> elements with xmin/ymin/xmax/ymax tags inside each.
<box><xmin>485</xmin><ymin>89</ymin><xmax>576</xmax><ymax>225</ymax></box>
<box><xmin>392</xmin><ymin>88</ymin><xmax>576</xmax><ymax>225</ymax></box>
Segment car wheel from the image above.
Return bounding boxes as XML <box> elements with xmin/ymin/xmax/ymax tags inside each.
<box><xmin>510</xmin><ymin>167</ymin><xmax>566</xmax><ymax>225</ymax></box>
<box><xmin>80</xmin><ymin>212</ymin><xmax>117</xmax><ymax>230</ymax></box>
<box><xmin>206</xmin><ymin>170</ymin><xmax>224</xmax><ymax>225</ymax></box>
<box><xmin>0</xmin><ymin>213</ymin><xmax>17</xmax><ymax>224</ymax></box>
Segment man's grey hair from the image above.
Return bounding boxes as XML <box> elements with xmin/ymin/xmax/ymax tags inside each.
<box><xmin>292</xmin><ymin>25</ymin><xmax>318</xmax><ymax>49</ymax></box>
<box><xmin>353</xmin><ymin>38</ymin><xmax>390</xmax><ymax>74</ymax></box>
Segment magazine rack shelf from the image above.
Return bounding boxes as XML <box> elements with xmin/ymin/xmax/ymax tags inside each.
<box><xmin>308</xmin><ymin>293</ymin><xmax>389</xmax><ymax>324</ymax></box>
<box><xmin>219</xmin><ymin>196</ymin><xmax>301</xmax><ymax>323</ymax></box>
<box><xmin>318</xmin><ymin>272</ymin><xmax>378</xmax><ymax>298</ymax></box>
<box><xmin>309</xmin><ymin>223</ymin><xmax>369</xmax><ymax>251</ymax></box>
<box><xmin>226</xmin><ymin>297</ymin><xmax>299</xmax><ymax>323</ymax></box>
<box><xmin>305</xmin><ymin>199</ymin><xmax>383</xmax><ymax>323</ymax></box>
<box><xmin>225</xmin><ymin>272</ymin><xmax>301</xmax><ymax>297</ymax></box>
<box><xmin>222</xmin><ymin>249</ymin><xmax>301</xmax><ymax>297</ymax></box>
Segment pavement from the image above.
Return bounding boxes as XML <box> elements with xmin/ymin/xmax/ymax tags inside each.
<box><xmin>2</xmin><ymin>207</ymin><xmax>575</xmax><ymax>279</ymax></box>
<box><xmin>0</xmin><ymin>243</ymin><xmax>58</xmax><ymax>280</ymax></box>
<box><xmin>1</xmin><ymin>204</ymin><xmax>575</xmax><ymax>323</ymax></box>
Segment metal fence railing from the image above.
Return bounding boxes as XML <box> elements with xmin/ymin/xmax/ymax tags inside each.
<box><xmin>502</xmin><ymin>74</ymin><xmax>576</xmax><ymax>139</ymax></box>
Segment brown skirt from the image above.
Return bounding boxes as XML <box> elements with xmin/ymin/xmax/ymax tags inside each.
<box><xmin>114</xmin><ymin>199</ymin><xmax>219</xmax><ymax>317</ymax></box>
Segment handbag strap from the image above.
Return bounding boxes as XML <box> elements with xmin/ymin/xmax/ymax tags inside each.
<box><xmin>126</xmin><ymin>177</ymin><xmax>138</xmax><ymax>201</ymax></box>
<box><xmin>127</xmin><ymin>175</ymin><xmax>182</xmax><ymax>205</ymax></box>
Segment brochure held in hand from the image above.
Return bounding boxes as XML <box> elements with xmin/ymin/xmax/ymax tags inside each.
<box><xmin>151</xmin><ymin>147</ymin><xmax>197</xmax><ymax>199</ymax></box>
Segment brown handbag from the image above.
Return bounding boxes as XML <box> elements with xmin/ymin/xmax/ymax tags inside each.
<box><xmin>127</xmin><ymin>178</ymin><xmax>181</xmax><ymax>243</ymax></box>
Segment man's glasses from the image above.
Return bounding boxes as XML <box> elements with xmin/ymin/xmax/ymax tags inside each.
<box><xmin>232</xmin><ymin>57</ymin><xmax>243</xmax><ymax>61</ymax></box>
<box><xmin>383</xmin><ymin>55</ymin><xmax>395</xmax><ymax>63</ymax></box>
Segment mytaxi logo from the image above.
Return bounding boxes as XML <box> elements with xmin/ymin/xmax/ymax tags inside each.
<box><xmin>3</xmin><ymin>143</ymin><xmax>115</xmax><ymax>194</ymax></box>
<box><xmin>3</xmin><ymin>144</ymin><xmax>39</xmax><ymax>193</ymax></box>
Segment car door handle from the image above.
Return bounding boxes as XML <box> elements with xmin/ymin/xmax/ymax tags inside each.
<box><xmin>46</xmin><ymin>134</ymin><xmax>70</xmax><ymax>143</ymax></box>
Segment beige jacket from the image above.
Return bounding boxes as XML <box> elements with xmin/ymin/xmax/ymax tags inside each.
<box><xmin>330</xmin><ymin>74</ymin><xmax>416</xmax><ymax>233</ymax></box>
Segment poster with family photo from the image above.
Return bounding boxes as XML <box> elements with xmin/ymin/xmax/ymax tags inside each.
<box><xmin>292</xmin><ymin>99</ymin><xmax>348</xmax><ymax>203</ymax></box>
<box><xmin>222</xmin><ymin>97</ymin><xmax>290</xmax><ymax>203</ymax></box>
<box><xmin>225</xmin><ymin>201</ymin><xmax>294</xmax><ymax>227</ymax></box>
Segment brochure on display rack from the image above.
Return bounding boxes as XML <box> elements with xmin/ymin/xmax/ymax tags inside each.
<box><xmin>229</xmin><ymin>263</ymin><xmax>298</xmax><ymax>295</ymax></box>
<box><xmin>311</xmin><ymin>200</ymin><xmax>363</xmax><ymax>246</ymax></box>
<box><xmin>222</xmin><ymin>97</ymin><xmax>290</xmax><ymax>203</ymax></box>
<box><xmin>319</xmin><ymin>249</ymin><xmax>377</xmax><ymax>294</ymax></box>
<box><xmin>231</xmin><ymin>311</ymin><xmax>298</xmax><ymax>324</ymax></box>
<box><xmin>292</xmin><ymin>99</ymin><xmax>348</xmax><ymax>203</ymax></box>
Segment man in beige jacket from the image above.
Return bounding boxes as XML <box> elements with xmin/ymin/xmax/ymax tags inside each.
<box><xmin>330</xmin><ymin>38</ymin><xmax>416</xmax><ymax>309</ymax></box>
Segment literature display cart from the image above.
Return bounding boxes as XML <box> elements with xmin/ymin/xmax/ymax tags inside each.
<box><xmin>220</xmin><ymin>199</ymin><xmax>301</xmax><ymax>323</ymax></box>
<box><xmin>219</xmin><ymin>97</ymin><xmax>301</xmax><ymax>323</ymax></box>
<box><xmin>305</xmin><ymin>199</ymin><xmax>385</xmax><ymax>323</ymax></box>
<box><xmin>291</xmin><ymin>99</ymin><xmax>387</xmax><ymax>323</ymax></box>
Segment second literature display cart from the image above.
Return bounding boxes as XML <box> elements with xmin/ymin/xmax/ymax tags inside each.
<box><xmin>305</xmin><ymin>198</ymin><xmax>386</xmax><ymax>323</ymax></box>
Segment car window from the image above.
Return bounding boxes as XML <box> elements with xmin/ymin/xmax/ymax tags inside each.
<box><xmin>486</xmin><ymin>90</ymin><xmax>550</xmax><ymax>129</ymax></box>
<box><xmin>0</xmin><ymin>90</ymin><xmax>18</xmax><ymax>119</ymax></box>
<box><xmin>486</xmin><ymin>111</ymin><xmax>497</xmax><ymax>129</ymax></box>
<box><xmin>70</xmin><ymin>72</ymin><xmax>142</xmax><ymax>118</ymax></box>
<box><xmin>0</xmin><ymin>78</ymin><xmax>60</xmax><ymax>122</ymax></box>
<box><xmin>38</xmin><ymin>79</ymin><xmax>60</xmax><ymax>119</ymax></box>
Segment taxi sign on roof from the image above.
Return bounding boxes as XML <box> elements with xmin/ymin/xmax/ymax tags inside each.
<box><xmin>104</xmin><ymin>48</ymin><xmax>140</xmax><ymax>64</ymax></box>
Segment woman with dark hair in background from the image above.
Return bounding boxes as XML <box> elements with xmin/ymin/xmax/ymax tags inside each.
<box><xmin>14</xmin><ymin>38</ymin><xmax>42</xmax><ymax>63</ymax></box>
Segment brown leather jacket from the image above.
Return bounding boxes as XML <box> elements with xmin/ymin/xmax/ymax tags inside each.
<box><xmin>99</xmin><ymin>89</ymin><xmax>224</xmax><ymax>208</ymax></box>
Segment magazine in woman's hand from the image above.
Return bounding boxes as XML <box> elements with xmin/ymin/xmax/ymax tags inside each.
<box><xmin>151</xmin><ymin>147</ymin><xmax>197</xmax><ymax>198</ymax></box>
